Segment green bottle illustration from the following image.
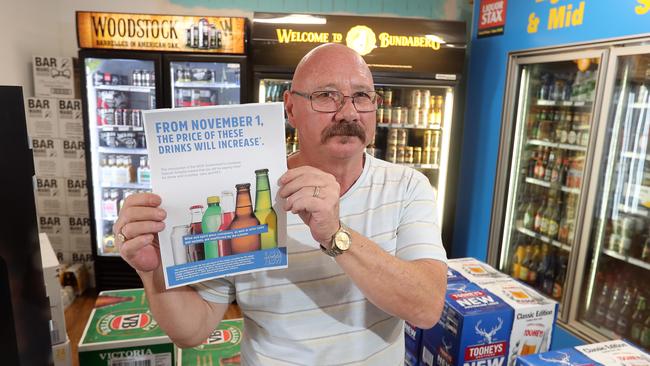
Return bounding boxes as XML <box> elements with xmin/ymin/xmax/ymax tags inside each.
<box><xmin>254</xmin><ymin>169</ymin><xmax>278</xmax><ymax>249</ymax></box>
<box><xmin>202</xmin><ymin>196</ymin><xmax>222</xmax><ymax>259</ymax></box>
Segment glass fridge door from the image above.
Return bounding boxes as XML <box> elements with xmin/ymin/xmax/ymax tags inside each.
<box><xmin>170</xmin><ymin>61</ymin><xmax>240</xmax><ymax>108</ymax></box>
<box><xmin>496</xmin><ymin>54</ymin><xmax>602</xmax><ymax>312</ymax></box>
<box><xmin>372</xmin><ymin>84</ymin><xmax>454</xmax><ymax>223</ymax></box>
<box><xmin>576</xmin><ymin>49</ymin><xmax>650</xmax><ymax>347</ymax></box>
<box><xmin>84</xmin><ymin>57</ymin><xmax>156</xmax><ymax>257</ymax></box>
<box><xmin>258</xmin><ymin>78</ymin><xmax>295</xmax><ymax>154</ymax></box>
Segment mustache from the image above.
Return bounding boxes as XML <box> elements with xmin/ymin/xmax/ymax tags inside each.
<box><xmin>320</xmin><ymin>122</ymin><xmax>367</xmax><ymax>144</ymax></box>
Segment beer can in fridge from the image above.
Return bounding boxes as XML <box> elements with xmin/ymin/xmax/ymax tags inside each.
<box><xmin>410</xmin><ymin>89</ymin><xmax>421</xmax><ymax>109</ymax></box>
<box><xmin>397</xmin><ymin>129</ymin><xmax>408</xmax><ymax>147</ymax></box>
<box><xmin>413</xmin><ymin>147</ymin><xmax>422</xmax><ymax>164</ymax></box>
<box><xmin>384</xmin><ymin>106</ymin><xmax>393</xmax><ymax>125</ymax></box>
<box><xmin>422</xmin><ymin>147</ymin><xmax>432</xmax><ymax>164</ymax></box>
<box><xmin>376</xmin><ymin>106</ymin><xmax>385</xmax><ymax>124</ymax></box>
<box><xmin>384</xmin><ymin>88</ymin><xmax>393</xmax><ymax>107</ymax></box>
<box><xmin>408</xmin><ymin>107</ymin><xmax>419</xmax><ymax>127</ymax></box>
<box><xmin>387</xmin><ymin>129</ymin><xmax>399</xmax><ymax>146</ymax></box>
<box><xmin>392</xmin><ymin>107</ymin><xmax>403</xmax><ymax>126</ymax></box>
<box><xmin>397</xmin><ymin>146</ymin><xmax>406</xmax><ymax>164</ymax></box>
<box><xmin>405</xmin><ymin>147</ymin><xmax>414</xmax><ymax>164</ymax></box>
<box><xmin>432</xmin><ymin>131</ymin><xmax>441</xmax><ymax>149</ymax></box>
<box><xmin>386</xmin><ymin>145</ymin><xmax>397</xmax><ymax>163</ymax></box>
<box><xmin>421</xmin><ymin>90</ymin><xmax>431</xmax><ymax>110</ymax></box>
<box><xmin>423</xmin><ymin>130</ymin><xmax>433</xmax><ymax>149</ymax></box>
<box><xmin>431</xmin><ymin>148</ymin><xmax>440</xmax><ymax>166</ymax></box>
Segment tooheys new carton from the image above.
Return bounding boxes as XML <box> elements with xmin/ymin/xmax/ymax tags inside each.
<box><xmin>447</xmin><ymin>258</ymin><xmax>510</xmax><ymax>287</ymax></box>
<box><xmin>482</xmin><ymin>280</ymin><xmax>557</xmax><ymax>366</ymax></box>
<box><xmin>447</xmin><ymin>267</ymin><xmax>470</xmax><ymax>283</ymax></box>
<box><xmin>176</xmin><ymin>318</ymin><xmax>243</xmax><ymax>366</ymax></box>
<box><xmin>405</xmin><ymin>321</ymin><xmax>423</xmax><ymax>366</ymax></box>
<box><xmin>515</xmin><ymin>340</ymin><xmax>650</xmax><ymax>365</ymax></box>
<box><xmin>78</xmin><ymin>288</ymin><xmax>174</xmax><ymax>366</ymax></box>
<box><xmin>421</xmin><ymin>282</ymin><xmax>514</xmax><ymax>366</ymax></box>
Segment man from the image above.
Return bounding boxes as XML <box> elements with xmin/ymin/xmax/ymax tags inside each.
<box><xmin>114</xmin><ymin>43</ymin><xmax>447</xmax><ymax>365</ymax></box>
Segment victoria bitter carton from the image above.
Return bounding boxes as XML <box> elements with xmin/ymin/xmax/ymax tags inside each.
<box><xmin>176</xmin><ymin>318</ymin><xmax>242</xmax><ymax>366</ymax></box>
<box><xmin>421</xmin><ymin>282</ymin><xmax>514</xmax><ymax>366</ymax></box>
<box><xmin>78</xmin><ymin>288</ymin><xmax>174</xmax><ymax>366</ymax></box>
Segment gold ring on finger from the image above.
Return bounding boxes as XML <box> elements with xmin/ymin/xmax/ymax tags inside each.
<box><xmin>313</xmin><ymin>186</ymin><xmax>321</xmax><ymax>198</ymax></box>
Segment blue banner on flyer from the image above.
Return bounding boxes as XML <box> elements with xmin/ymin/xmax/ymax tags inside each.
<box><xmin>166</xmin><ymin>247</ymin><xmax>288</xmax><ymax>286</ymax></box>
<box><xmin>183</xmin><ymin>225</ymin><xmax>268</xmax><ymax>245</ymax></box>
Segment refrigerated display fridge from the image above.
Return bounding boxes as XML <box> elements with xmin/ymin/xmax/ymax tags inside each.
<box><xmin>488</xmin><ymin>41</ymin><xmax>650</xmax><ymax>348</ymax></box>
<box><xmin>164</xmin><ymin>55</ymin><xmax>245</xmax><ymax>108</ymax></box>
<box><xmin>77</xmin><ymin>12</ymin><xmax>247</xmax><ymax>289</ymax></box>
<box><xmin>251</xmin><ymin>13</ymin><xmax>466</xmax><ymax>247</ymax></box>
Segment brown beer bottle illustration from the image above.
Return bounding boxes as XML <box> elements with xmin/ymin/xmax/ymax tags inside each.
<box><xmin>229</xmin><ymin>183</ymin><xmax>261</xmax><ymax>254</ymax></box>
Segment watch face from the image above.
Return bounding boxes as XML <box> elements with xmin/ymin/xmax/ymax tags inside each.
<box><xmin>335</xmin><ymin>232</ymin><xmax>351</xmax><ymax>251</ymax></box>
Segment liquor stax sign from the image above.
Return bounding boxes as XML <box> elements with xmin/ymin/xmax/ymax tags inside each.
<box><xmin>252</xmin><ymin>12</ymin><xmax>466</xmax><ymax>76</ymax></box>
<box><xmin>478</xmin><ymin>0</ymin><xmax>508</xmax><ymax>37</ymax></box>
<box><xmin>76</xmin><ymin>11</ymin><xmax>245</xmax><ymax>54</ymax></box>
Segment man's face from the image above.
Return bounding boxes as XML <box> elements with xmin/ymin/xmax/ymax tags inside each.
<box><xmin>287</xmin><ymin>53</ymin><xmax>376</xmax><ymax>160</ymax></box>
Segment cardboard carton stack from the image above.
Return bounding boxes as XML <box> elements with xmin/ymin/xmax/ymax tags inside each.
<box><xmin>405</xmin><ymin>258</ymin><xmax>558</xmax><ymax>366</ymax></box>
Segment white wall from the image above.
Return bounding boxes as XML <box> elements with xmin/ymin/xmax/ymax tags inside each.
<box><xmin>0</xmin><ymin>0</ymin><xmax>247</xmax><ymax>96</ymax></box>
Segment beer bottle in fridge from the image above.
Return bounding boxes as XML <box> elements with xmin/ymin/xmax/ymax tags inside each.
<box><xmin>552</xmin><ymin>254</ymin><xmax>566</xmax><ymax>300</ymax></box>
<box><xmin>592</xmin><ymin>279</ymin><xmax>611</xmax><ymax>325</ymax></box>
<box><xmin>229</xmin><ymin>183</ymin><xmax>261</xmax><ymax>254</ymax></box>
<box><xmin>527</xmin><ymin>241</ymin><xmax>542</xmax><ymax>285</ymax></box>
<box><xmin>615</xmin><ymin>288</ymin><xmax>636</xmax><ymax>336</ymax></box>
<box><xmin>541</xmin><ymin>249</ymin><xmax>556</xmax><ymax>295</ymax></box>
<box><xmin>519</xmin><ymin>244</ymin><xmax>532</xmax><ymax>282</ymax></box>
<box><xmin>534</xmin><ymin>199</ymin><xmax>547</xmax><ymax>233</ymax></box>
<box><xmin>630</xmin><ymin>295</ymin><xmax>647</xmax><ymax>343</ymax></box>
<box><xmin>640</xmin><ymin>312</ymin><xmax>650</xmax><ymax>348</ymax></box>
<box><xmin>254</xmin><ymin>169</ymin><xmax>278</xmax><ymax>249</ymax></box>
<box><xmin>511</xmin><ymin>242</ymin><xmax>525</xmax><ymax>278</ymax></box>
<box><xmin>605</xmin><ymin>285</ymin><xmax>625</xmax><ymax>330</ymax></box>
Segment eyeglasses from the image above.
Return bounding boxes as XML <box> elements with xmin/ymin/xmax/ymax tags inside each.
<box><xmin>290</xmin><ymin>90</ymin><xmax>381</xmax><ymax>113</ymax></box>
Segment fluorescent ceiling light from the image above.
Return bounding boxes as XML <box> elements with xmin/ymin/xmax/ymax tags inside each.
<box><xmin>253</xmin><ymin>14</ymin><xmax>327</xmax><ymax>25</ymax></box>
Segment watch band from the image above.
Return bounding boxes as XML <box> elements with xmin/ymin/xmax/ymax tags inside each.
<box><xmin>320</xmin><ymin>222</ymin><xmax>351</xmax><ymax>257</ymax></box>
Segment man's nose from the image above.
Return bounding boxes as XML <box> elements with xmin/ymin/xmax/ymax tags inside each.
<box><xmin>335</xmin><ymin>96</ymin><xmax>360</xmax><ymax>122</ymax></box>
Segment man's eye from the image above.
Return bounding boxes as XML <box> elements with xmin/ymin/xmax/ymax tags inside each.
<box><xmin>314</xmin><ymin>91</ymin><xmax>337</xmax><ymax>99</ymax></box>
<box><xmin>353</xmin><ymin>92</ymin><xmax>372</xmax><ymax>99</ymax></box>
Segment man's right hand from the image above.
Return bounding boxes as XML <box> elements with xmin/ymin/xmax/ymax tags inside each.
<box><xmin>113</xmin><ymin>193</ymin><xmax>167</xmax><ymax>273</ymax></box>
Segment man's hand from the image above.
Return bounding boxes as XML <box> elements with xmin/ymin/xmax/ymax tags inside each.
<box><xmin>278</xmin><ymin>166</ymin><xmax>340</xmax><ymax>245</ymax></box>
<box><xmin>113</xmin><ymin>193</ymin><xmax>167</xmax><ymax>273</ymax></box>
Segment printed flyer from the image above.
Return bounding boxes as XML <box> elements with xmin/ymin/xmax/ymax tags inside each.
<box><xmin>143</xmin><ymin>103</ymin><xmax>287</xmax><ymax>288</ymax></box>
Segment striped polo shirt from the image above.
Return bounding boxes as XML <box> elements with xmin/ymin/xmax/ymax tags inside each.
<box><xmin>193</xmin><ymin>153</ymin><xmax>447</xmax><ymax>365</ymax></box>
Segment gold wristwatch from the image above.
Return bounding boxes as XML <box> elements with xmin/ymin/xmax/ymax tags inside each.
<box><xmin>320</xmin><ymin>222</ymin><xmax>352</xmax><ymax>257</ymax></box>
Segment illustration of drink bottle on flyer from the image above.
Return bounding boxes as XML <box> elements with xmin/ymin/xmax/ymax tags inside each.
<box><xmin>143</xmin><ymin>103</ymin><xmax>287</xmax><ymax>289</ymax></box>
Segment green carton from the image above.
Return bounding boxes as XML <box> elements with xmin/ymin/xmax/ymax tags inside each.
<box><xmin>176</xmin><ymin>318</ymin><xmax>243</xmax><ymax>366</ymax></box>
<box><xmin>78</xmin><ymin>288</ymin><xmax>175</xmax><ymax>366</ymax></box>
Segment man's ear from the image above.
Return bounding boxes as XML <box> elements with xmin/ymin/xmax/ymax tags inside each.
<box><xmin>283</xmin><ymin>90</ymin><xmax>297</xmax><ymax>129</ymax></box>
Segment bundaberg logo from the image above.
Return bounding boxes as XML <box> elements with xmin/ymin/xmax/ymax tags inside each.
<box><xmin>345</xmin><ymin>25</ymin><xmax>376</xmax><ymax>56</ymax></box>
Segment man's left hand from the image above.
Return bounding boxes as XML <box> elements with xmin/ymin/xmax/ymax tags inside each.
<box><xmin>278</xmin><ymin>166</ymin><xmax>340</xmax><ymax>245</ymax></box>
